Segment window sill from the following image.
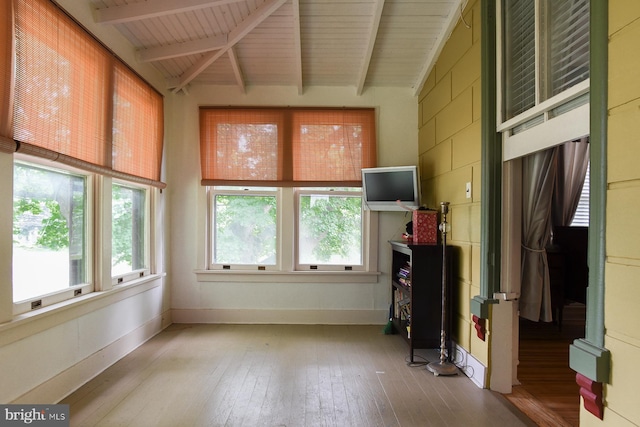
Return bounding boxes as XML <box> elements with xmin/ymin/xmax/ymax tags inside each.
<box><xmin>0</xmin><ymin>273</ymin><xmax>165</xmax><ymax>347</ymax></box>
<box><xmin>194</xmin><ymin>269</ymin><xmax>380</xmax><ymax>283</ymax></box>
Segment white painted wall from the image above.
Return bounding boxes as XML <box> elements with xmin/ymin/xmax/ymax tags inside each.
<box><xmin>0</xmin><ymin>0</ymin><xmax>171</xmax><ymax>404</ymax></box>
<box><xmin>166</xmin><ymin>85</ymin><xmax>419</xmax><ymax>324</ymax></box>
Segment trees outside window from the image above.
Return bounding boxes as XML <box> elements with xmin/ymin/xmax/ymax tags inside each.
<box><xmin>13</xmin><ymin>162</ymin><xmax>87</xmax><ymax>302</ymax></box>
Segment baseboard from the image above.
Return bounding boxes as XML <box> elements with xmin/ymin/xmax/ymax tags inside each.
<box><xmin>452</xmin><ymin>343</ymin><xmax>487</xmax><ymax>388</ymax></box>
<box><xmin>11</xmin><ymin>310</ymin><xmax>171</xmax><ymax>404</ymax></box>
<box><xmin>171</xmin><ymin>308</ymin><xmax>387</xmax><ymax>325</ymax></box>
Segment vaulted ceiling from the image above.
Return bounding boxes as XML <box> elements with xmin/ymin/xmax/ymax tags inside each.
<box><xmin>89</xmin><ymin>0</ymin><xmax>465</xmax><ymax>95</ymax></box>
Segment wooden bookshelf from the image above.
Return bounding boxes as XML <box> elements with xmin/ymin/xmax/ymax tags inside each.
<box><xmin>389</xmin><ymin>240</ymin><xmax>453</xmax><ymax>363</ymax></box>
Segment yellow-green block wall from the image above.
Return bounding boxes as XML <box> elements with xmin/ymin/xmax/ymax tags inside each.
<box><xmin>586</xmin><ymin>2</ymin><xmax>640</xmax><ymax>426</ymax></box>
<box><xmin>417</xmin><ymin>0</ymin><xmax>486</xmax><ymax>366</ymax></box>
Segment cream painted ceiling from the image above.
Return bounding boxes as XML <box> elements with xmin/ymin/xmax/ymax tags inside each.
<box><xmin>89</xmin><ymin>0</ymin><xmax>465</xmax><ymax>95</ymax></box>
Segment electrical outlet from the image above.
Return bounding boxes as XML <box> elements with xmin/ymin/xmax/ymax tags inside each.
<box><xmin>465</xmin><ymin>182</ymin><xmax>472</xmax><ymax>199</ymax></box>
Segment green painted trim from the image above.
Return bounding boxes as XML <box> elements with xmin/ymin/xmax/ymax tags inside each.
<box><xmin>568</xmin><ymin>0</ymin><xmax>610</xmax><ymax>383</ymax></box>
<box><xmin>570</xmin><ymin>339</ymin><xmax>610</xmax><ymax>383</ymax></box>
<box><xmin>472</xmin><ymin>0</ymin><xmax>501</xmax><ymax>318</ymax></box>
<box><xmin>470</xmin><ymin>295</ymin><xmax>497</xmax><ymax>319</ymax></box>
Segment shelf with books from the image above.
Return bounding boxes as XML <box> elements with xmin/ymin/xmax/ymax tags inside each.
<box><xmin>389</xmin><ymin>240</ymin><xmax>454</xmax><ymax>363</ymax></box>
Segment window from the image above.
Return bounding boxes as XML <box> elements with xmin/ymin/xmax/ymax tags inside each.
<box><xmin>3</xmin><ymin>0</ymin><xmax>165</xmax><ymax>313</ymax></box>
<box><xmin>503</xmin><ymin>0</ymin><xmax>589</xmax><ymax>120</ymax></box>
<box><xmin>500</xmin><ymin>0</ymin><xmax>590</xmax><ymax>160</ymax></box>
<box><xmin>201</xmin><ymin>108</ymin><xmax>377</xmax><ymax>273</ymax></box>
<box><xmin>112</xmin><ymin>183</ymin><xmax>149</xmax><ymax>281</ymax></box>
<box><xmin>209</xmin><ymin>187</ymin><xmax>278</xmax><ymax>269</ymax></box>
<box><xmin>13</xmin><ymin>161</ymin><xmax>91</xmax><ymax>304</ymax></box>
<box><xmin>296</xmin><ymin>188</ymin><xmax>364</xmax><ymax>270</ymax></box>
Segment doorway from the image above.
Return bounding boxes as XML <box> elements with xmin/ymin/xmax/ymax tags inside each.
<box><xmin>503</xmin><ymin>142</ymin><xmax>590</xmax><ymax>426</ymax></box>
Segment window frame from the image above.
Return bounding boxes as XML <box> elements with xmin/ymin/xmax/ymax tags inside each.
<box><xmin>111</xmin><ymin>179</ymin><xmax>152</xmax><ymax>286</ymax></box>
<box><xmin>294</xmin><ymin>187</ymin><xmax>366</xmax><ymax>272</ymax></box>
<box><xmin>198</xmin><ymin>106</ymin><xmax>379</xmax><ymax>282</ymax></box>
<box><xmin>202</xmin><ymin>186</ymin><xmax>379</xmax><ymax>280</ymax></box>
<box><xmin>498</xmin><ymin>0</ymin><xmax>590</xmax><ymax>161</ymax></box>
<box><xmin>12</xmin><ymin>155</ymin><xmax>95</xmax><ymax>315</ymax></box>
<box><xmin>4</xmin><ymin>0</ymin><xmax>164</xmax><ymax>319</ymax></box>
<box><xmin>207</xmin><ymin>186</ymin><xmax>281</xmax><ymax>271</ymax></box>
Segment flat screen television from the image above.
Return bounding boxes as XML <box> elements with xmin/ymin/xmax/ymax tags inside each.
<box><xmin>361</xmin><ymin>165</ymin><xmax>421</xmax><ymax>211</ymax></box>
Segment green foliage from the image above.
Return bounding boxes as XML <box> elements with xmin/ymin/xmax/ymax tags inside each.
<box><xmin>13</xmin><ymin>197</ymin><xmax>69</xmax><ymax>250</ymax></box>
<box><xmin>112</xmin><ymin>184</ymin><xmax>145</xmax><ymax>270</ymax></box>
<box><xmin>214</xmin><ymin>194</ymin><xmax>277</xmax><ymax>264</ymax></box>
<box><xmin>299</xmin><ymin>195</ymin><xmax>362</xmax><ymax>262</ymax></box>
<box><xmin>36</xmin><ymin>200</ymin><xmax>70</xmax><ymax>250</ymax></box>
<box><xmin>112</xmin><ymin>185</ymin><xmax>133</xmax><ymax>266</ymax></box>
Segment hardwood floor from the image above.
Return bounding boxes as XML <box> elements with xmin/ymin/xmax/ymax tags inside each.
<box><xmin>507</xmin><ymin>303</ymin><xmax>586</xmax><ymax>427</ymax></box>
<box><xmin>62</xmin><ymin>324</ymin><xmax>536</xmax><ymax>427</ymax></box>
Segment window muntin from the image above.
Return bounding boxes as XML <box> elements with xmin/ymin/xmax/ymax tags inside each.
<box><xmin>112</xmin><ymin>182</ymin><xmax>149</xmax><ymax>280</ymax></box>
<box><xmin>296</xmin><ymin>188</ymin><xmax>364</xmax><ymax>270</ymax></box>
<box><xmin>209</xmin><ymin>187</ymin><xmax>278</xmax><ymax>269</ymax></box>
<box><xmin>13</xmin><ymin>161</ymin><xmax>89</xmax><ymax>302</ymax></box>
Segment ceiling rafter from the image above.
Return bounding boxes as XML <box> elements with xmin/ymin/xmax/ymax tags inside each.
<box><xmin>356</xmin><ymin>0</ymin><xmax>385</xmax><ymax>96</ymax></box>
<box><xmin>94</xmin><ymin>0</ymin><xmax>246</xmax><ymax>25</ymax></box>
<box><xmin>137</xmin><ymin>34</ymin><xmax>228</xmax><ymax>62</ymax></box>
<box><xmin>291</xmin><ymin>0</ymin><xmax>303</xmax><ymax>95</ymax></box>
<box><xmin>171</xmin><ymin>0</ymin><xmax>288</xmax><ymax>93</ymax></box>
<box><xmin>227</xmin><ymin>47</ymin><xmax>245</xmax><ymax>93</ymax></box>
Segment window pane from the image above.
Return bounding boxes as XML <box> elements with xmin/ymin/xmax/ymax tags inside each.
<box><xmin>112</xmin><ymin>183</ymin><xmax>146</xmax><ymax>275</ymax></box>
<box><xmin>213</xmin><ymin>194</ymin><xmax>277</xmax><ymax>265</ymax></box>
<box><xmin>298</xmin><ymin>193</ymin><xmax>363</xmax><ymax>265</ymax></box>
<box><xmin>503</xmin><ymin>0</ymin><xmax>536</xmax><ymax>119</ymax></box>
<box><xmin>13</xmin><ymin>163</ymin><xmax>86</xmax><ymax>302</ymax></box>
<box><xmin>543</xmin><ymin>0</ymin><xmax>590</xmax><ymax>99</ymax></box>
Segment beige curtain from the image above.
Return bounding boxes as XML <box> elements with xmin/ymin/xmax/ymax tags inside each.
<box><xmin>520</xmin><ymin>148</ymin><xmax>558</xmax><ymax>322</ymax></box>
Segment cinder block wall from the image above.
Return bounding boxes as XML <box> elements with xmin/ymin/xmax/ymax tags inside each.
<box><xmin>416</xmin><ymin>0</ymin><xmax>486</xmax><ymax>365</ymax></box>
<box><xmin>602</xmin><ymin>3</ymin><xmax>640</xmax><ymax>425</ymax></box>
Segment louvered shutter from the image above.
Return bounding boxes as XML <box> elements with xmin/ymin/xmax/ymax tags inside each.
<box><xmin>504</xmin><ymin>0</ymin><xmax>535</xmax><ymax>120</ymax></box>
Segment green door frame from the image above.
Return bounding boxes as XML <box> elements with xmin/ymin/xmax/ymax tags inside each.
<box><xmin>471</xmin><ymin>0</ymin><xmax>499</xmax><ymax>319</ymax></box>
<box><xmin>473</xmin><ymin>0</ymin><xmax>610</xmax><ymax>385</ymax></box>
<box><xmin>568</xmin><ymin>0</ymin><xmax>610</xmax><ymax>383</ymax></box>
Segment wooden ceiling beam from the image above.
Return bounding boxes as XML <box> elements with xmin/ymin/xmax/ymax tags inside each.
<box><xmin>292</xmin><ymin>0</ymin><xmax>303</xmax><ymax>95</ymax></box>
<box><xmin>227</xmin><ymin>47</ymin><xmax>246</xmax><ymax>93</ymax></box>
<box><xmin>356</xmin><ymin>0</ymin><xmax>385</xmax><ymax>96</ymax></box>
<box><xmin>137</xmin><ymin>34</ymin><xmax>228</xmax><ymax>62</ymax></box>
<box><xmin>171</xmin><ymin>0</ymin><xmax>288</xmax><ymax>93</ymax></box>
<box><xmin>95</xmin><ymin>0</ymin><xmax>245</xmax><ymax>25</ymax></box>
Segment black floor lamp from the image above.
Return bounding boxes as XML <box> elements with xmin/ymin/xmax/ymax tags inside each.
<box><xmin>427</xmin><ymin>201</ymin><xmax>458</xmax><ymax>376</ymax></box>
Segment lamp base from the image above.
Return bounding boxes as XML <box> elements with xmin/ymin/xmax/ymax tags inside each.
<box><xmin>427</xmin><ymin>360</ymin><xmax>458</xmax><ymax>376</ymax></box>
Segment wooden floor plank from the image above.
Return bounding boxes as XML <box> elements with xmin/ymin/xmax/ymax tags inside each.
<box><xmin>62</xmin><ymin>324</ymin><xmax>537</xmax><ymax>427</ymax></box>
<box><xmin>505</xmin><ymin>303</ymin><xmax>585</xmax><ymax>427</ymax></box>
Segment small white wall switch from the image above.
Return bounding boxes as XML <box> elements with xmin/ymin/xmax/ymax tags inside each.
<box><xmin>465</xmin><ymin>182</ymin><xmax>472</xmax><ymax>199</ymax></box>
